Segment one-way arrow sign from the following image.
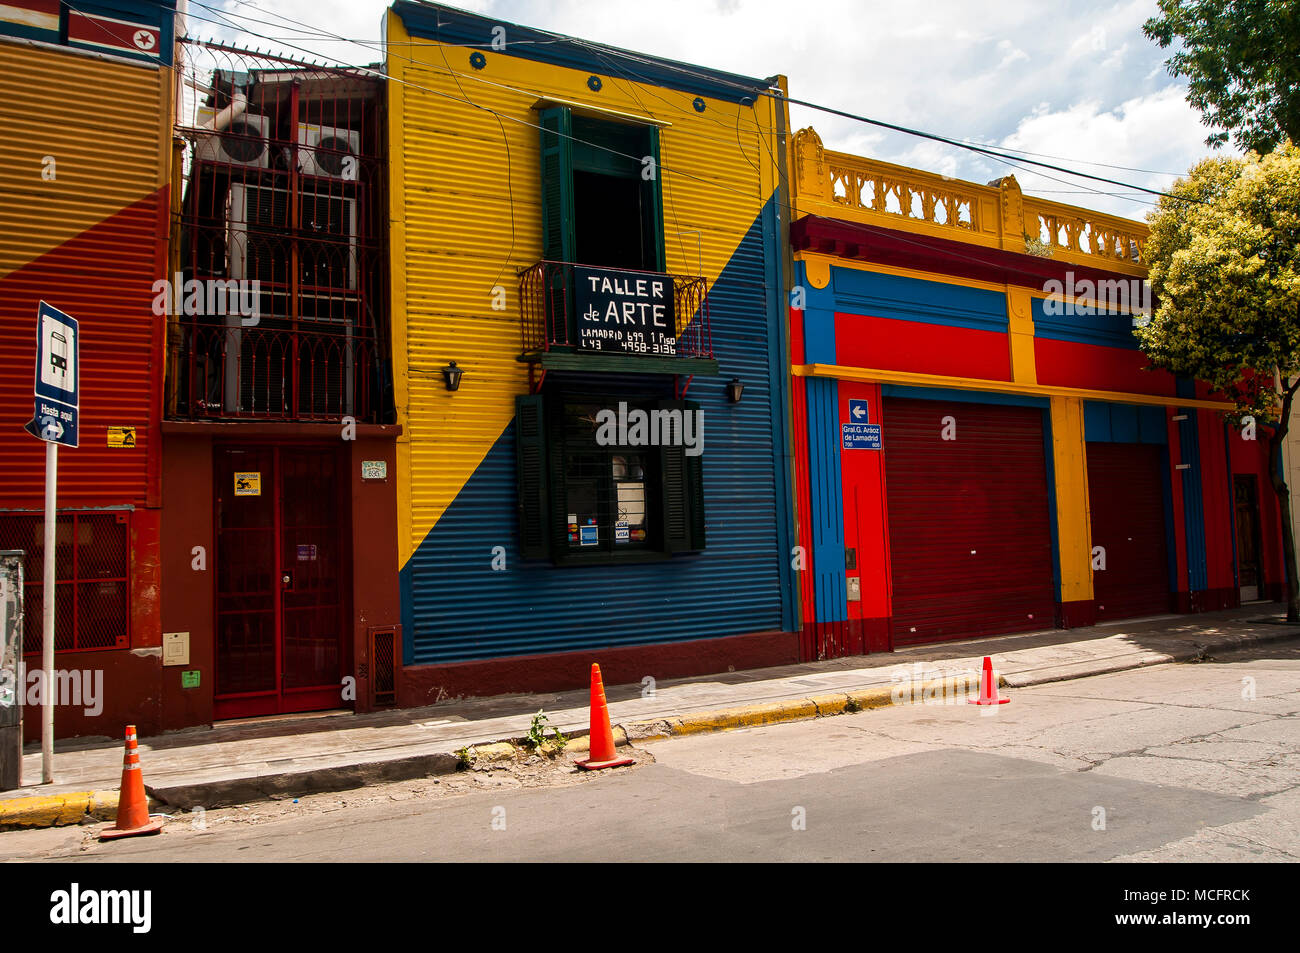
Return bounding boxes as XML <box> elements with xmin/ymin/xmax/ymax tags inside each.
<box><xmin>849</xmin><ymin>398</ymin><xmax>869</xmax><ymax>421</ymax></box>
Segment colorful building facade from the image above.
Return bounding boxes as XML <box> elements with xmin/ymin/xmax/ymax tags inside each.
<box><xmin>158</xmin><ymin>41</ymin><xmax>402</xmax><ymax>725</ymax></box>
<box><xmin>0</xmin><ymin>0</ymin><xmax>177</xmax><ymax>739</ymax></box>
<box><xmin>787</xmin><ymin>128</ymin><xmax>1284</xmax><ymax>659</ymax></box>
<box><xmin>385</xmin><ymin>2</ymin><xmax>799</xmax><ymax>701</ymax></box>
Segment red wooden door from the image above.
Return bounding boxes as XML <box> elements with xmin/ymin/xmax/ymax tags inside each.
<box><xmin>1087</xmin><ymin>442</ymin><xmax>1171</xmax><ymax>621</ymax></box>
<box><xmin>214</xmin><ymin>446</ymin><xmax>348</xmax><ymax>719</ymax></box>
<box><xmin>883</xmin><ymin>398</ymin><xmax>1056</xmax><ymax>645</ymax></box>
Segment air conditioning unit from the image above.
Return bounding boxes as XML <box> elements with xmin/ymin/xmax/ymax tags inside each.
<box><xmin>297</xmin><ymin>124</ymin><xmax>360</xmax><ymax>180</ymax></box>
<box><xmin>196</xmin><ymin>110</ymin><xmax>270</xmax><ymax>169</ymax></box>
<box><xmin>227</xmin><ymin>183</ymin><xmax>357</xmax><ymax>290</ymax></box>
<box><xmin>223</xmin><ymin>183</ymin><xmax>360</xmax><ymax>415</ymax></box>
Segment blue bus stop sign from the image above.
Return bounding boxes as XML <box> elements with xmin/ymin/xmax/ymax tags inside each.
<box><xmin>25</xmin><ymin>302</ymin><xmax>79</xmax><ymax>448</ymax></box>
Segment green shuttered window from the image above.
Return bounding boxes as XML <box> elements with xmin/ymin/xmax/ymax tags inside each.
<box><xmin>515</xmin><ymin>393</ymin><xmax>705</xmax><ymax>563</ymax></box>
<box><xmin>538</xmin><ymin>106</ymin><xmax>665</xmax><ymax>273</ymax></box>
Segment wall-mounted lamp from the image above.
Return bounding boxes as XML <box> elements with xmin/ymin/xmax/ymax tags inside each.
<box><xmin>441</xmin><ymin>361</ymin><xmax>463</xmax><ymax>392</ymax></box>
<box><xmin>726</xmin><ymin>378</ymin><xmax>744</xmax><ymax>403</ymax></box>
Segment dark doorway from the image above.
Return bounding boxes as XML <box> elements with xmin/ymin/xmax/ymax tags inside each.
<box><xmin>1234</xmin><ymin>474</ymin><xmax>1263</xmax><ymax>602</ymax></box>
<box><xmin>573</xmin><ymin>170</ymin><xmax>649</xmax><ymax>270</ymax></box>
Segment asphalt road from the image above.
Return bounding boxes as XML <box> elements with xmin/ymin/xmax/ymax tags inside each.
<box><xmin>4</xmin><ymin>640</ymin><xmax>1298</xmax><ymax>862</ymax></box>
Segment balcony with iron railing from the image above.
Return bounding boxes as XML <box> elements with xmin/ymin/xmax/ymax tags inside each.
<box><xmin>169</xmin><ymin>319</ymin><xmax>376</xmax><ymax>421</ymax></box>
<box><xmin>790</xmin><ymin>126</ymin><xmax>1149</xmax><ymax>277</ymax></box>
<box><xmin>518</xmin><ymin>260</ymin><xmax>719</xmax><ymax>377</ymax></box>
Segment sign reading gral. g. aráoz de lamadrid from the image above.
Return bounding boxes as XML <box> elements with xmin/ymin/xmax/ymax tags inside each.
<box><xmin>573</xmin><ymin>266</ymin><xmax>676</xmax><ymax>356</ymax></box>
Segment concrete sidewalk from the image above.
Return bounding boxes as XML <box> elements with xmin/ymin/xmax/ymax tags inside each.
<box><xmin>2</xmin><ymin>606</ymin><xmax>1297</xmax><ymax>824</ymax></box>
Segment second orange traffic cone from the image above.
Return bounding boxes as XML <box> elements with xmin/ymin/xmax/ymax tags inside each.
<box><xmin>99</xmin><ymin>725</ymin><xmax>164</xmax><ymax>841</ymax></box>
<box><xmin>969</xmin><ymin>656</ymin><xmax>1010</xmax><ymax>706</ymax></box>
<box><xmin>576</xmin><ymin>664</ymin><xmax>634</xmax><ymax>771</ymax></box>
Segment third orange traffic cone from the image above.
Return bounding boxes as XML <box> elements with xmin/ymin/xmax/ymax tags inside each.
<box><xmin>576</xmin><ymin>664</ymin><xmax>634</xmax><ymax>771</ymax></box>
<box><xmin>99</xmin><ymin>725</ymin><xmax>164</xmax><ymax>840</ymax></box>
<box><xmin>969</xmin><ymin>656</ymin><xmax>1010</xmax><ymax>706</ymax></box>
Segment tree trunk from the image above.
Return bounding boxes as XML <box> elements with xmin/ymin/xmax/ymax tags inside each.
<box><xmin>1267</xmin><ymin>380</ymin><xmax>1300</xmax><ymax>623</ymax></box>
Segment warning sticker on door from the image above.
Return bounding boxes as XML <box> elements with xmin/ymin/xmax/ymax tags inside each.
<box><xmin>107</xmin><ymin>426</ymin><xmax>136</xmax><ymax>448</ymax></box>
<box><xmin>234</xmin><ymin>472</ymin><xmax>261</xmax><ymax>496</ymax></box>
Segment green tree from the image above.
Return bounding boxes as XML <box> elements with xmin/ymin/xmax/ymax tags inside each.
<box><xmin>1136</xmin><ymin>143</ymin><xmax>1300</xmax><ymax>620</ymax></box>
<box><xmin>1144</xmin><ymin>0</ymin><xmax>1300</xmax><ymax>153</ymax></box>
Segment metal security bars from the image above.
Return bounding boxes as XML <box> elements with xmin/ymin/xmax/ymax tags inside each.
<box><xmin>0</xmin><ymin>511</ymin><xmax>130</xmax><ymax>655</ymax></box>
<box><xmin>167</xmin><ymin>40</ymin><xmax>389</xmax><ymax>422</ymax></box>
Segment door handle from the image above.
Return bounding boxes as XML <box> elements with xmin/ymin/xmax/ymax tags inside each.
<box><xmin>282</xmin><ymin>571</ymin><xmax>293</xmax><ymax>589</ymax></box>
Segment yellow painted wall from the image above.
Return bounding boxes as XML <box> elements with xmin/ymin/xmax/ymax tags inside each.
<box><xmin>0</xmin><ymin>39</ymin><xmax>170</xmax><ymax>279</ymax></box>
<box><xmin>386</xmin><ymin>12</ymin><xmax>781</xmax><ymax>566</ymax></box>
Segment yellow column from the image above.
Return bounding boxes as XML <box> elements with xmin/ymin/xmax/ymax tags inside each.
<box><xmin>1006</xmin><ymin>286</ymin><xmax>1037</xmax><ymax>385</ymax></box>
<box><xmin>1050</xmin><ymin>396</ymin><xmax>1093</xmax><ymax>606</ymax></box>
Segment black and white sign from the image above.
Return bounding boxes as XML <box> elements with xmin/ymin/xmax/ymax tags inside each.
<box><xmin>573</xmin><ymin>266</ymin><xmax>676</xmax><ymax>356</ymax></box>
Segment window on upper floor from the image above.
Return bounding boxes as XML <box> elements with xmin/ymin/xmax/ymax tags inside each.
<box><xmin>538</xmin><ymin>107</ymin><xmax>665</xmax><ymax>272</ymax></box>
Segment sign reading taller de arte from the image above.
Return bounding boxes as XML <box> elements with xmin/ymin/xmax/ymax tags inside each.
<box><xmin>25</xmin><ymin>301</ymin><xmax>79</xmax><ymax>448</ymax></box>
<box><xmin>574</xmin><ymin>266</ymin><xmax>677</xmax><ymax>356</ymax></box>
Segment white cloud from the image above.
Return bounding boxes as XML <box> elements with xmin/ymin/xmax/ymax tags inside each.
<box><xmin>189</xmin><ymin>0</ymin><xmax>1237</xmax><ymax>221</ymax></box>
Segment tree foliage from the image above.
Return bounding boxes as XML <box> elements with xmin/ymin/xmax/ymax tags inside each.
<box><xmin>1137</xmin><ymin>142</ymin><xmax>1300</xmax><ymax>620</ymax></box>
<box><xmin>1136</xmin><ymin>141</ymin><xmax>1300</xmax><ymax>421</ymax></box>
<box><xmin>1145</xmin><ymin>0</ymin><xmax>1300</xmax><ymax>153</ymax></box>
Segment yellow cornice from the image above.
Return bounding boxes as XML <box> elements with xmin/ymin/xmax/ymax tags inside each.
<box><xmin>792</xmin><ymin>363</ymin><xmax>1233</xmax><ymax>412</ymax></box>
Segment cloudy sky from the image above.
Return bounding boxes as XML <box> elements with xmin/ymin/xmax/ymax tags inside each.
<box><xmin>184</xmin><ymin>0</ymin><xmax>1234</xmax><ymax>220</ymax></box>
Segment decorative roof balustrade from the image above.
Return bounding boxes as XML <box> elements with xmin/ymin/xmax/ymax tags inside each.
<box><xmin>792</xmin><ymin>126</ymin><xmax>1148</xmax><ymax>276</ymax></box>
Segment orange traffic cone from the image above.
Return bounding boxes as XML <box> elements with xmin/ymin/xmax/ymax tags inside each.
<box><xmin>576</xmin><ymin>664</ymin><xmax>634</xmax><ymax>771</ymax></box>
<box><xmin>99</xmin><ymin>726</ymin><xmax>164</xmax><ymax>841</ymax></box>
<box><xmin>969</xmin><ymin>656</ymin><xmax>1010</xmax><ymax>706</ymax></box>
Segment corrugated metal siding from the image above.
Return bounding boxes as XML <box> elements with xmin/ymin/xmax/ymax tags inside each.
<box><xmin>390</xmin><ymin>17</ymin><xmax>788</xmax><ymax>664</ymax></box>
<box><xmin>884</xmin><ymin>397</ymin><xmax>1056</xmax><ymax>645</ymax></box>
<box><xmin>1087</xmin><ymin>442</ymin><xmax>1171</xmax><ymax>620</ymax></box>
<box><xmin>401</xmin><ymin>211</ymin><xmax>785</xmax><ymax>663</ymax></box>
<box><xmin>0</xmin><ymin>42</ymin><xmax>165</xmax><ymax>507</ymax></box>
<box><xmin>1179</xmin><ymin>409</ymin><xmax>1208</xmax><ymax>592</ymax></box>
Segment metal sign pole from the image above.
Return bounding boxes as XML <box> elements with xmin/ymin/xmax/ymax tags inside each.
<box><xmin>42</xmin><ymin>440</ymin><xmax>56</xmax><ymax>783</ymax></box>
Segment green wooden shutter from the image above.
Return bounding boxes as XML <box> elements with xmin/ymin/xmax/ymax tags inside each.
<box><xmin>538</xmin><ymin>107</ymin><xmax>575</xmax><ymax>263</ymax></box>
<box><xmin>658</xmin><ymin>399</ymin><xmax>705</xmax><ymax>552</ymax></box>
<box><xmin>685</xmin><ymin>398</ymin><xmax>706</xmax><ymax>550</ymax></box>
<box><xmin>515</xmin><ymin>394</ymin><xmax>551</xmax><ymax>559</ymax></box>
<box><xmin>642</xmin><ymin>125</ymin><xmax>666</xmax><ymax>272</ymax></box>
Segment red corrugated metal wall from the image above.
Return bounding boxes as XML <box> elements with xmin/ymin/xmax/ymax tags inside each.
<box><xmin>0</xmin><ymin>193</ymin><xmax>164</xmax><ymax>507</ymax></box>
<box><xmin>1087</xmin><ymin>442</ymin><xmax>1171</xmax><ymax>621</ymax></box>
<box><xmin>883</xmin><ymin>397</ymin><xmax>1056</xmax><ymax>645</ymax></box>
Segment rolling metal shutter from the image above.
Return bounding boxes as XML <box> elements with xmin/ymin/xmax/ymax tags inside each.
<box><xmin>884</xmin><ymin>397</ymin><xmax>1056</xmax><ymax>645</ymax></box>
<box><xmin>1086</xmin><ymin>442</ymin><xmax>1170</xmax><ymax>621</ymax></box>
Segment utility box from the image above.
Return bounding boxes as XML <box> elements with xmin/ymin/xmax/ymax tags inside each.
<box><xmin>0</xmin><ymin>551</ymin><xmax>23</xmax><ymax>790</ymax></box>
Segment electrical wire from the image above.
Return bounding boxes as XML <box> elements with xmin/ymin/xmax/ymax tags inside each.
<box><xmin>211</xmin><ymin>0</ymin><xmax>1186</xmax><ymax>204</ymax></box>
<box><xmin>170</xmin><ymin>2</ymin><xmax>1159</xmax><ymax>291</ymax></box>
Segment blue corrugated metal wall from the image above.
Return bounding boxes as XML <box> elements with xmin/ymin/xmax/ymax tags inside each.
<box><xmin>400</xmin><ymin>201</ymin><xmax>793</xmax><ymax>664</ymax></box>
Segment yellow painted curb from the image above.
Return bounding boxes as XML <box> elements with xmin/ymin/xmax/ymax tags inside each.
<box><xmin>563</xmin><ymin>727</ymin><xmax>626</xmax><ymax>755</ymax></box>
<box><xmin>0</xmin><ymin>790</ymin><xmax>119</xmax><ymax>829</ymax></box>
<box><xmin>617</xmin><ymin>670</ymin><xmax>1007</xmax><ymax>743</ymax></box>
<box><xmin>466</xmin><ymin>742</ymin><xmax>515</xmax><ymax>764</ymax></box>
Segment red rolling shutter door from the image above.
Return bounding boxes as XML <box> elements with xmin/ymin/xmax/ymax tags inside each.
<box><xmin>1086</xmin><ymin>442</ymin><xmax>1171</xmax><ymax>621</ymax></box>
<box><xmin>884</xmin><ymin>398</ymin><xmax>1056</xmax><ymax>645</ymax></box>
